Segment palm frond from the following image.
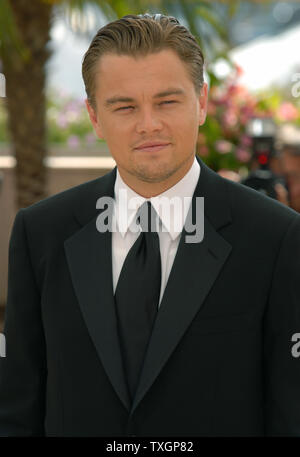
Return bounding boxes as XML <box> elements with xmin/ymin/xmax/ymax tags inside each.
<box><xmin>0</xmin><ymin>0</ymin><xmax>28</xmax><ymax>60</ymax></box>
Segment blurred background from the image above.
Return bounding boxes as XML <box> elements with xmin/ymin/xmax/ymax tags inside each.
<box><xmin>1</xmin><ymin>0</ymin><xmax>300</xmax><ymax>330</ymax></box>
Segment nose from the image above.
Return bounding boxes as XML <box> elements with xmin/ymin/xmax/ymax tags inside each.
<box><xmin>135</xmin><ymin>106</ymin><xmax>163</xmax><ymax>134</ymax></box>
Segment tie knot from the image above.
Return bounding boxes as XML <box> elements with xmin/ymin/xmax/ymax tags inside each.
<box><xmin>136</xmin><ymin>201</ymin><xmax>160</xmax><ymax>233</ymax></box>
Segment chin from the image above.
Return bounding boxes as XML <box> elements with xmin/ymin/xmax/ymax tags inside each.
<box><xmin>134</xmin><ymin>162</ymin><xmax>177</xmax><ymax>183</ymax></box>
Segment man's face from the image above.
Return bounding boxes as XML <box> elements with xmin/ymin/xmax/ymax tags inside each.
<box><xmin>86</xmin><ymin>49</ymin><xmax>208</xmax><ymax>195</ymax></box>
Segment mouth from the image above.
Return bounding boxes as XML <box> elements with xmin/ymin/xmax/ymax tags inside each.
<box><xmin>134</xmin><ymin>143</ymin><xmax>170</xmax><ymax>153</ymax></box>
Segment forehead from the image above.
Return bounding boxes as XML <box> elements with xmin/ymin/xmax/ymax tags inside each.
<box><xmin>94</xmin><ymin>49</ymin><xmax>193</xmax><ymax>96</ymax></box>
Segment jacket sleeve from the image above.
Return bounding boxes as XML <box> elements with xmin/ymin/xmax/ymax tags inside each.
<box><xmin>0</xmin><ymin>209</ymin><xmax>47</xmax><ymax>436</ymax></box>
<box><xmin>263</xmin><ymin>213</ymin><xmax>300</xmax><ymax>436</ymax></box>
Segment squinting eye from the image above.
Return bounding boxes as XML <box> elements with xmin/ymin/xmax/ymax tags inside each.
<box><xmin>161</xmin><ymin>100</ymin><xmax>177</xmax><ymax>105</ymax></box>
<box><xmin>116</xmin><ymin>106</ymin><xmax>134</xmax><ymax>111</ymax></box>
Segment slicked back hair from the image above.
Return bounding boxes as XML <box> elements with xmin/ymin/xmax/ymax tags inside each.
<box><xmin>82</xmin><ymin>13</ymin><xmax>205</xmax><ymax>111</ymax></box>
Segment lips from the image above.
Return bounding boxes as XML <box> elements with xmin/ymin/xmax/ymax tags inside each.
<box><xmin>135</xmin><ymin>142</ymin><xmax>170</xmax><ymax>152</ymax></box>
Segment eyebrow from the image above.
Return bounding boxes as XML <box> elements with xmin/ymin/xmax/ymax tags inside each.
<box><xmin>104</xmin><ymin>88</ymin><xmax>185</xmax><ymax>108</ymax></box>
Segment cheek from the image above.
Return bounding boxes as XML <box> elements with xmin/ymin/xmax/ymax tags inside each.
<box><xmin>108</xmin><ymin>117</ymin><xmax>131</xmax><ymax>134</ymax></box>
<box><xmin>103</xmin><ymin>125</ymin><xmax>131</xmax><ymax>157</ymax></box>
<box><xmin>175</xmin><ymin>119</ymin><xmax>199</xmax><ymax>142</ymax></box>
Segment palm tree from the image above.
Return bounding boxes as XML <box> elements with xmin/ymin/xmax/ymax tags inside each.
<box><xmin>1</xmin><ymin>0</ymin><xmax>51</xmax><ymax>208</ymax></box>
<box><xmin>0</xmin><ymin>0</ymin><xmax>233</xmax><ymax>209</ymax></box>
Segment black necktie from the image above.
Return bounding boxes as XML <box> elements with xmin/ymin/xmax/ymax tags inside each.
<box><xmin>114</xmin><ymin>201</ymin><xmax>162</xmax><ymax>401</ymax></box>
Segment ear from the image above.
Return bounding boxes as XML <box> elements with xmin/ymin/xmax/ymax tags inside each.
<box><xmin>85</xmin><ymin>99</ymin><xmax>105</xmax><ymax>139</ymax></box>
<box><xmin>198</xmin><ymin>82</ymin><xmax>208</xmax><ymax>126</ymax></box>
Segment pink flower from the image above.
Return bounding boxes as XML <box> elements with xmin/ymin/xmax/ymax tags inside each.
<box><xmin>235</xmin><ymin>64</ymin><xmax>244</xmax><ymax>77</ymax></box>
<box><xmin>65</xmin><ymin>100</ymin><xmax>81</xmax><ymax>114</ymax></box>
<box><xmin>67</xmin><ymin>135</ymin><xmax>80</xmax><ymax>148</ymax></box>
<box><xmin>235</xmin><ymin>147</ymin><xmax>251</xmax><ymax>163</ymax></box>
<box><xmin>215</xmin><ymin>140</ymin><xmax>232</xmax><ymax>154</ymax></box>
<box><xmin>223</xmin><ymin>110</ymin><xmax>238</xmax><ymax>128</ymax></box>
<box><xmin>240</xmin><ymin>134</ymin><xmax>252</xmax><ymax>147</ymax></box>
<box><xmin>57</xmin><ymin>115</ymin><xmax>68</xmax><ymax>128</ymax></box>
<box><xmin>85</xmin><ymin>132</ymin><xmax>96</xmax><ymax>144</ymax></box>
<box><xmin>198</xmin><ymin>145</ymin><xmax>209</xmax><ymax>157</ymax></box>
<box><xmin>277</xmin><ymin>102</ymin><xmax>298</xmax><ymax>121</ymax></box>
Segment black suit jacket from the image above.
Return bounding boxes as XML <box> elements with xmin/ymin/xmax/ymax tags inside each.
<box><xmin>1</xmin><ymin>156</ymin><xmax>300</xmax><ymax>436</ymax></box>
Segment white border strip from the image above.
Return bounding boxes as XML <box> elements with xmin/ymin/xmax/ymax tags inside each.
<box><xmin>45</xmin><ymin>156</ymin><xmax>116</xmax><ymax>169</ymax></box>
<box><xmin>0</xmin><ymin>156</ymin><xmax>15</xmax><ymax>168</ymax></box>
<box><xmin>0</xmin><ymin>156</ymin><xmax>116</xmax><ymax>169</ymax></box>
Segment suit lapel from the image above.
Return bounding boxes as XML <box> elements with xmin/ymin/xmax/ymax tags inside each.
<box><xmin>64</xmin><ymin>167</ymin><xmax>131</xmax><ymax>412</ymax></box>
<box><xmin>64</xmin><ymin>218</ymin><xmax>132</xmax><ymax>412</ymax></box>
<box><xmin>64</xmin><ymin>158</ymin><xmax>233</xmax><ymax>415</ymax></box>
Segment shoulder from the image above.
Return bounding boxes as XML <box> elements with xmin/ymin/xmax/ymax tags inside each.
<box><xmin>13</xmin><ymin>168</ymin><xmax>116</xmax><ymax>246</ymax></box>
<box><xmin>222</xmin><ymin>175</ymin><xmax>300</xmax><ymax>228</ymax></box>
<box><xmin>20</xmin><ymin>167</ymin><xmax>116</xmax><ymax>223</ymax></box>
<box><xmin>23</xmin><ymin>175</ymin><xmax>104</xmax><ymax>216</ymax></box>
<box><xmin>202</xmin><ymin>166</ymin><xmax>300</xmax><ymax>254</ymax></box>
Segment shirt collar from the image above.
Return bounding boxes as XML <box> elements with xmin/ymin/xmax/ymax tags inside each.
<box><xmin>113</xmin><ymin>156</ymin><xmax>200</xmax><ymax>240</ymax></box>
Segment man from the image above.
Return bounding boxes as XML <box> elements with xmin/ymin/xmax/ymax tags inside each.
<box><xmin>0</xmin><ymin>13</ymin><xmax>300</xmax><ymax>437</ymax></box>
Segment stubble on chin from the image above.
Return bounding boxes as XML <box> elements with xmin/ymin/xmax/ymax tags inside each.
<box><xmin>129</xmin><ymin>162</ymin><xmax>180</xmax><ymax>184</ymax></box>
<box><xmin>130</xmin><ymin>152</ymin><xmax>195</xmax><ymax>183</ymax></box>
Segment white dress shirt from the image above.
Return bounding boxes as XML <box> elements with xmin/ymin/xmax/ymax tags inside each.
<box><xmin>112</xmin><ymin>157</ymin><xmax>200</xmax><ymax>308</ymax></box>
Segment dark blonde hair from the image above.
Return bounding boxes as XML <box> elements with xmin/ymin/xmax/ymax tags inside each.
<box><xmin>82</xmin><ymin>13</ymin><xmax>205</xmax><ymax>111</ymax></box>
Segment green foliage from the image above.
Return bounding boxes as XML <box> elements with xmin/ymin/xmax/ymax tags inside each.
<box><xmin>0</xmin><ymin>100</ymin><xmax>9</xmax><ymax>143</ymax></box>
<box><xmin>0</xmin><ymin>0</ymin><xmax>28</xmax><ymax>60</ymax></box>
